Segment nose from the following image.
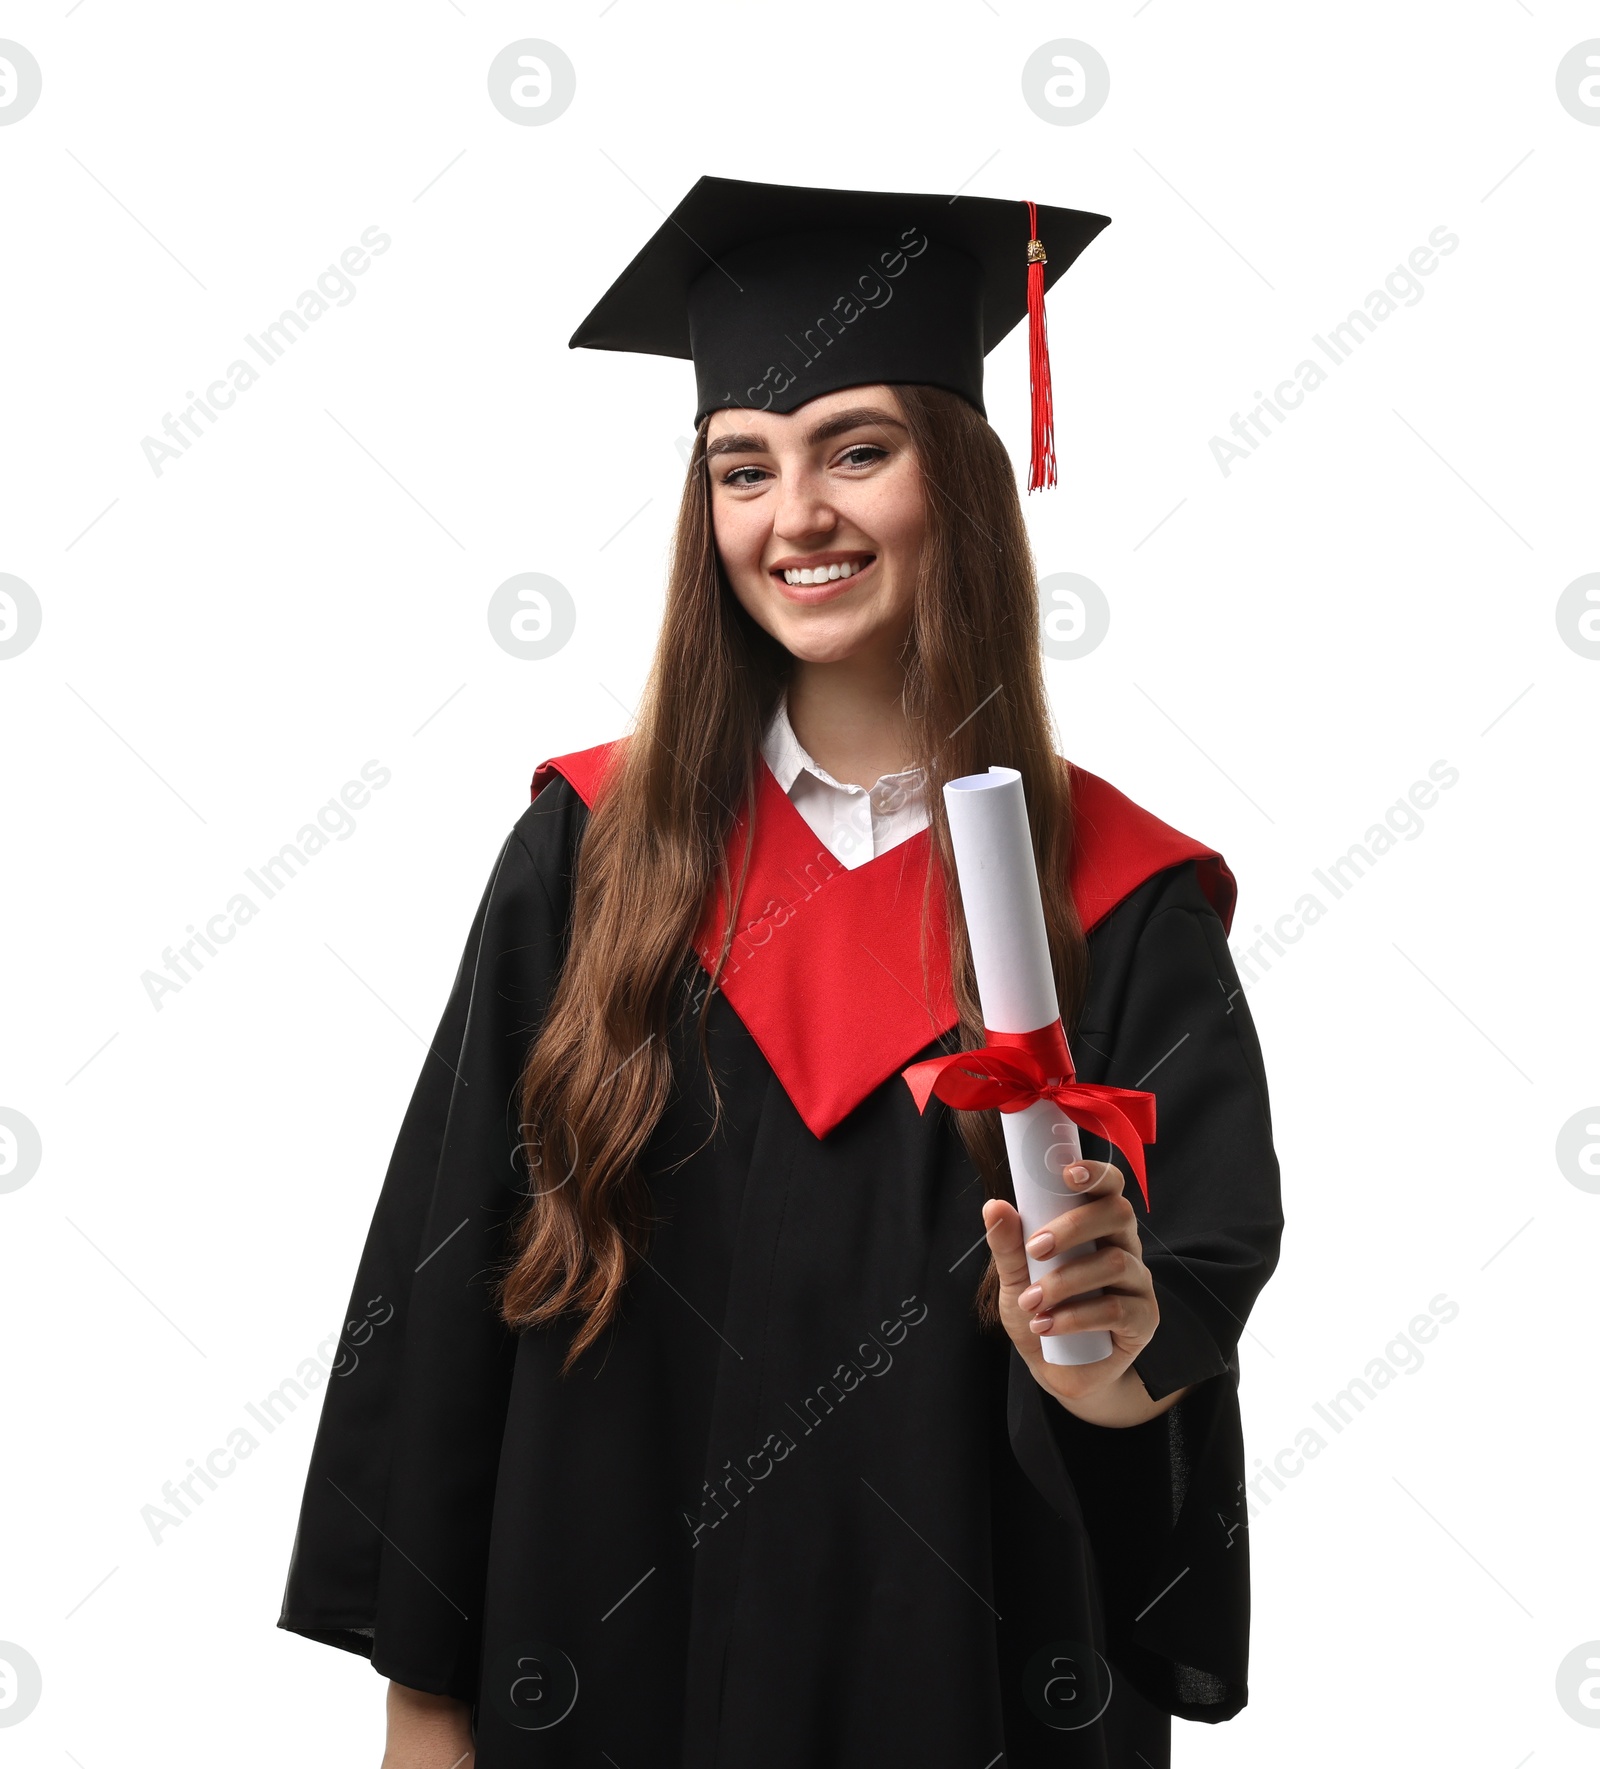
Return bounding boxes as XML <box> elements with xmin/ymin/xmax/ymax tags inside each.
<box><xmin>770</xmin><ymin>464</ymin><xmax>838</xmax><ymax>547</ymax></box>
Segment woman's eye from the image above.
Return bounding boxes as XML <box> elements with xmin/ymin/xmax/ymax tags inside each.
<box><xmin>836</xmin><ymin>444</ymin><xmax>888</xmax><ymax>469</ymax></box>
<box><xmin>721</xmin><ymin>465</ymin><xmax>769</xmax><ymax>487</ymax></box>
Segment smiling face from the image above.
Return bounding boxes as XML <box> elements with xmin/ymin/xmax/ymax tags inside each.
<box><xmin>706</xmin><ymin>386</ymin><xmax>926</xmax><ymax>669</ymax></box>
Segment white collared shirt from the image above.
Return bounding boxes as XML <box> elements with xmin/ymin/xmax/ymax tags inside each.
<box><xmin>760</xmin><ymin>695</ymin><xmax>929</xmax><ymax>870</ymax></box>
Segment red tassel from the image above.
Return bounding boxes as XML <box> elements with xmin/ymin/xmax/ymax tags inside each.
<box><xmin>1025</xmin><ymin>199</ymin><xmax>1056</xmax><ymax>493</ymax></box>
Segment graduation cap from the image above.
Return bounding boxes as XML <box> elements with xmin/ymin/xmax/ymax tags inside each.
<box><xmin>569</xmin><ymin>175</ymin><xmax>1111</xmax><ymax>492</ymax></box>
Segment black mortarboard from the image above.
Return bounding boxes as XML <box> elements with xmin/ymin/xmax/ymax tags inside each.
<box><xmin>569</xmin><ymin>176</ymin><xmax>1111</xmax><ymax>491</ymax></box>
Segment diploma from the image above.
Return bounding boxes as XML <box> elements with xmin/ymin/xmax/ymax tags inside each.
<box><xmin>902</xmin><ymin>767</ymin><xmax>1157</xmax><ymax>1368</ymax></box>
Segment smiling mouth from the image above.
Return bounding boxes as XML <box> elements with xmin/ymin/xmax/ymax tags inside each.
<box><xmin>770</xmin><ymin>553</ymin><xmax>876</xmax><ymax>588</ymax></box>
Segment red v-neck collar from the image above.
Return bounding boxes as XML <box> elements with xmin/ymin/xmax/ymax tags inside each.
<box><xmin>693</xmin><ymin>758</ymin><xmax>958</xmax><ymax>1136</ymax></box>
<box><xmin>531</xmin><ymin>738</ymin><xmax>1236</xmax><ymax>1140</ymax></box>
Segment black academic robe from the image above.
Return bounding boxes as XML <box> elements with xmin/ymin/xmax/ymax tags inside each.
<box><xmin>278</xmin><ymin>753</ymin><xmax>1283</xmax><ymax>1768</ymax></box>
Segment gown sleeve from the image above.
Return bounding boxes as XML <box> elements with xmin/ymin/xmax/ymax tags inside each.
<box><xmin>276</xmin><ymin>778</ymin><xmax>585</xmax><ymax>1701</ymax></box>
<box><xmin>1010</xmin><ymin>857</ymin><xmax>1284</xmax><ymax>1724</ymax></box>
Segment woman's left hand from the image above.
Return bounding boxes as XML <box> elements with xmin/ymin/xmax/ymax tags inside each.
<box><xmin>981</xmin><ymin>1158</ymin><xmax>1172</xmax><ymax>1424</ymax></box>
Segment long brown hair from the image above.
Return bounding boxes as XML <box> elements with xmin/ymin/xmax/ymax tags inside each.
<box><xmin>498</xmin><ymin>384</ymin><xmax>1090</xmax><ymax>1370</ymax></box>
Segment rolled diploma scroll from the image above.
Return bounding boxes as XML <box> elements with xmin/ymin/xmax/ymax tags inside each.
<box><xmin>944</xmin><ymin>766</ymin><xmax>1112</xmax><ymax>1367</ymax></box>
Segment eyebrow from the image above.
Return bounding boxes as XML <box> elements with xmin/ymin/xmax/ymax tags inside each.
<box><xmin>704</xmin><ymin>406</ymin><xmax>907</xmax><ymax>460</ymax></box>
<box><xmin>705</xmin><ymin>431</ymin><xmax>765</xmax><ymax>460</ymax></box>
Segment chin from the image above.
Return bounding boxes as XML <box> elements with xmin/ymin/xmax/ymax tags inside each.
<box><xmin>767</xmin><ymin>616</ymin><xmax>884</xmax><ymax>665</ymax></box>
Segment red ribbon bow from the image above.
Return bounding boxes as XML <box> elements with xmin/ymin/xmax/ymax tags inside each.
<box><xmin>901</xmin><ymin>1020</ymin><xmax>1157</xmax><ymax>1209</ymax></box>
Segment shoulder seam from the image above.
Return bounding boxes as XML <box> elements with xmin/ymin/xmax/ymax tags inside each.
<box><xmin>1137</xmin><ymin>887</ymin><xmax>1222</xmax><ymax>935</ymax></box>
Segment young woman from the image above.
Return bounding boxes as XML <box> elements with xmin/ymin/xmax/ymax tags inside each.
<box><xmin>279</xmin><ymin>179</ymin><xmax>1283</xmax><ymax>1769</ymax></box>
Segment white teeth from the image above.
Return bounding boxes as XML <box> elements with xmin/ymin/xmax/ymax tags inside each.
<box><xmin>781</xmin><ymin>560</ymin><xmax>864</xmax><ymax>585</ymax></box>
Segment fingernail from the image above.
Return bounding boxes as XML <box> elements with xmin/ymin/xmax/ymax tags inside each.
<box><xmin>1026</xmin><ymin>1231</ymin><xmax>1054</xmax><ymax>1256</ymax></box>
<box><xmin>1018</xmin><ymin>1284</ymin><xmax>1042</xmax><ymax>1309</ymax></box>
<box><xmin>1030</xmin><ymin>1315</ymin><xmax>1053</xmax><ymax>1333</ymax></box>
<box><xmin>1067</xmin><ymin>1165</ymin><xmax>1091</xmax><ymax>1187</ymax></box>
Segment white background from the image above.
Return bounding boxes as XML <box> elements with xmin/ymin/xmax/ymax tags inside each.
<box><xmin>2</xmin><ymin>2</ymin><xmax>1596</xmax><ymax>1763</ymax></box>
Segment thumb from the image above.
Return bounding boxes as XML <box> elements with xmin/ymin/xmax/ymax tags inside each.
<box><xmin>981</xmin><ymin>1198</ymin><xmax>1034</xmax><ymax>1299</ymax></box>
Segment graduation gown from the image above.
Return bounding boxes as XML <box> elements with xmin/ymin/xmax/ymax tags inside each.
<box><xmin>278</xmin><ymin>740</ymin><xmax>1284</xmax><ymax>1767</ymax></box>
